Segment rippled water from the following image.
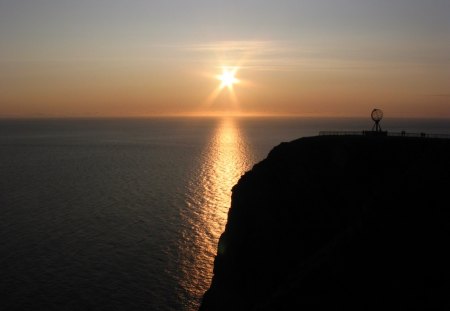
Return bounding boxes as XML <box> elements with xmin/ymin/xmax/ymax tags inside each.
<box><xmin>178</xmin><ymin>118</ymin><xmax>256</xmax><ymax>310</ymax></box>
<box><xmin>0</xmin><ymin>117</ymin><xmax>449</xmax><ymax>310</ymax></box>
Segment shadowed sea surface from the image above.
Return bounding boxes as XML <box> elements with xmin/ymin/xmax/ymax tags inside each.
<box><xmin>1</xmin><ymin>117</ymin><xmax>449</xmax><ymax>310</ymax></box>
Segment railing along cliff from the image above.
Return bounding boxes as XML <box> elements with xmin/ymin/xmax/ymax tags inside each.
<box><xmin>319</xmin><ymin>131</ymin><xmax>450</xmax><ymax>139</ymax></box>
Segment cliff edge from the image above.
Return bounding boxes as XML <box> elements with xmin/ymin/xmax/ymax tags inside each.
<box><xmin>199</xmin><ymin>135</ymin><xmax>450</xmax><ymax>310</ymax></box>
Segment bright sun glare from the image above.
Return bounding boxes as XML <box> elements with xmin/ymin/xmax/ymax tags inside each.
<box><xmin>205</xmin><ymin>66</ymin><xmax>242</xmax><ymax>111</ymax></box>
<box><xmin>218</xmin><ymin>68</ymin><xmax>239</xmax><ymax>89</ymax></box>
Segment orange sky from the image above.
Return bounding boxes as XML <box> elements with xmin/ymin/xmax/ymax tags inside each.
<box><xmin>1</xmin><ymin>1</ymin><xmax>449</xmax><ymax>118</ymax></box>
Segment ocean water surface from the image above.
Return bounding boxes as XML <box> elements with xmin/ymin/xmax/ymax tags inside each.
<box><xmin>1</xmin><ymin>117</ymin><xmax>449</xmax><ymax>310</ymax></box>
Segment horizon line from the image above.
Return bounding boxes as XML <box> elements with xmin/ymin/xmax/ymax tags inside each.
<box><xmin>1</xmin><ymin>113</ymin><xmax>450</xmax><ymax>120</ymax></box>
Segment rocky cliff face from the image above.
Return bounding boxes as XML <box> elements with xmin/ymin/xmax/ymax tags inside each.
<box><xmin>199</xmin><ymin>136</ymin><xmax>450</xmax><ymax>310</ymax></box>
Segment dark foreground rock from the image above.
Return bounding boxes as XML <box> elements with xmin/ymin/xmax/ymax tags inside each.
<box><xmin>199</xmin><ymin>136</ymin><xmax>450</xmax><ymax>310</ymax></box>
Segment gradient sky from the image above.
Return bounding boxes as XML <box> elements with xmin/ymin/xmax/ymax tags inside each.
<box><xmin>1</xmin><ymin>0</ymin><xmax>449</xmax><ymax>117</ymax></box>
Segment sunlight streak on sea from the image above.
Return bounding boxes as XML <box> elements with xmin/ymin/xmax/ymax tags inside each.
<box><xmin>179</xmin><ymin>118</ymin><xmax>255</xmax><ymax>310</ymax></box>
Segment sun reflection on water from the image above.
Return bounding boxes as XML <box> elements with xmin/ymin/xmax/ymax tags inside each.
<box><xmin>179</xmin><ymin>118</ymin><xmax>254</xmax><ymax>310</ymax></box>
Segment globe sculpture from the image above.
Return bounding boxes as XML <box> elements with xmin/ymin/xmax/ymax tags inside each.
<box><xmin>371</xmin><ymin>109</ymin><xmax>383</xmax><ymax>132</ymax></box>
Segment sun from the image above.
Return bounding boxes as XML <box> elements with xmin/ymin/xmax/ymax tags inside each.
<box><xmin>204</xmin><ymin>65</ymin><xmax>242</xmax><ymax>110</ymax></box>
<box><xmin>217</xmin><ymin>67</ymin><xmax>239</xmax><ymax>89</ymax></box>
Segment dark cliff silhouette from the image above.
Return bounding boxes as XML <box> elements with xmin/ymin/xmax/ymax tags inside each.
<box><xmin>200</xmin><ymin>135</ymin><xmax>450</xmax><ymax>310</ymax></box>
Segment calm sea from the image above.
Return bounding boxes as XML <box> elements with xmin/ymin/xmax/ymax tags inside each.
<box><xmin>1</xmin><ymin>117</ymin><xmax>449</xmax><ymax>310</ymax></box>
